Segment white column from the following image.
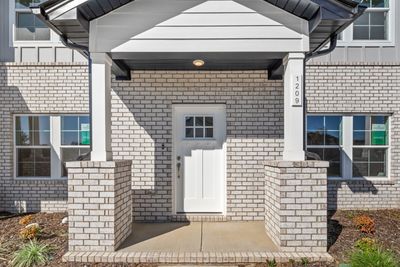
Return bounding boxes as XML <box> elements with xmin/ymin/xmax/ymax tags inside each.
<box><xmin>91</xmin><ymin>53</ymin><xmax>113</xmax><ymax>161</ymax></box>
<box><xmin>283</xmin><ymin>53</ymin><xmax>306</xmax><ymax>161</ymax></box>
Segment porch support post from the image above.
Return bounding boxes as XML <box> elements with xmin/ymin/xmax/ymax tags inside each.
<box><xmin>282</xmin><ymin>53</ymin><xmax>306</xmax><ymax>161</ymax></box>
<box><xmin>91</xmin><ymin>53</ymin><xmax>113</xmax><ymax>161</ymax></box>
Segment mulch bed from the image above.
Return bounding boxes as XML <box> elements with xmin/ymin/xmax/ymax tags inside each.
<box><xmin>328</xmin><ymin>209</ymin><xmax>400</xmax><ymax>264</ymax></box>
<box><xmin>1</xmin><ymin>210</ymin><xmax>400</xmax><ymax>266</ymax></box>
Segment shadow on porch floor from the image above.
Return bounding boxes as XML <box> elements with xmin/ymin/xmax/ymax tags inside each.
<box><xmin>118</xmin><ymin>221</ymin><xmax>279</xmax><ymax>252</ymax></box>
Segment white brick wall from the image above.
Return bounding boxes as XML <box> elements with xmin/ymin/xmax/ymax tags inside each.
<box><xmin>306</xmin><ymin>63</ymin><xmax>400</xmax><ymax>210</ymax></box>
<box><xmin>111</xmin><ymin>70</ymin><xmax>284</xmax><ymax>221</ymax></box>
<box><xmin>0</xmin><ymin>63</ymin><xmax>88</xmax><ymax>212</ymax></box>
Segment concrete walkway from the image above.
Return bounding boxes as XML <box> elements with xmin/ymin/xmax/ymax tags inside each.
<box><xmin>118</xmin><ymin>221</ymin><xmax>279</xmax><ymax>252</ymax></box>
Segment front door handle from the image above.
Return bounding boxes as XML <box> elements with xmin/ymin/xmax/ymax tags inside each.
<box><xmin>177</xmin><ymin>162</ymin><xmax>181</xmax><ymax>179</ymax></box>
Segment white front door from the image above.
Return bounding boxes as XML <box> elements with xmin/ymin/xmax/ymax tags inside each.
<box><xmin>173</xmin><ymin>104</ymin><xmax>226</xmax><ymax>213</ymax></box>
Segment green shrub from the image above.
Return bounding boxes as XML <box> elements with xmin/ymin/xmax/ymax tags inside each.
<box><xmin>354</xmin><ymin>237</ymin><xmax>377</xmax><ymax>251</ymax></box>
<box><xmin>11</xmin><ymin>240</ymin><xmax>52</xmax><ymax>267</ymax></box>
<box><xmin>267</xmin><ymin>258</ymin><xmax>277</xmax><ymax>267</ymax></box>
<box><xmin>350</xmin><ymin>245</ymin><xmax>398</xmax><ymax>267</ymax></box>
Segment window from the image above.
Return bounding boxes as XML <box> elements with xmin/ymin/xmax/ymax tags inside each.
<box><xmin>306</xmin><ymin>114</ymin><xmax>390</xmax><ymax>179</ymax></box>
<box><xmin>15</xmin><ymin>116</ymin><xmax>51</xmax><ymax>177</ymax></box>
<box><xmin>14</xmin><ymin>0</ymin><xmax>50</xmax><ymax>41</ymax></box>
<box><xmin>61</xmin><ymin>116</ymin><xmax>91</xmax><ymax>177</ymax></box>
<box><xmin>185</xmin><ymin>116</ymin><xmax>214</xmax><ymax>139</ymax></box>
<box><xmin>306</xmin><ymin>116</ymin><xmax>342</xmax><ymax>177</ymax></box>
<box><xmin>14</xmin><ymin>114</ymin><xmax>90</xmax><ymax>179</ymax></box>
<box><xmin>338</xmin><ymin>0</ymin><xmax>393</xmax><ymax>45</ymax></box>
<box><xmin>353</xmin><ymin>116</ymin><xmax>389</xmax><ymax>177</ymax></box>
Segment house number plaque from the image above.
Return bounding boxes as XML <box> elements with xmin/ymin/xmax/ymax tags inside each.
<box><xmin>291</xmin><ymin>75</ymin><xmax>303</xmax><ymax>107</ymax></box>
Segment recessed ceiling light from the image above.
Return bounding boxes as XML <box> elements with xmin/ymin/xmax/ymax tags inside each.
<box><xmin>193</xmin><ymin>59</ymin><xmax>205</xmax><ymax>67</ymax></box>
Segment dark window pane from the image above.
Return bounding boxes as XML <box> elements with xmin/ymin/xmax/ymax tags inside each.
<box><xmin>17</xmin><ymin>148</ymin><xmax>34</xmax><ymax>162</ymax></box>
<box><xmin>354</xmin><ymin>116</ymin><xmax>366</xmax><ymax>131</ymax></box>
<box><xmin>185</xmin><ymin>128</ymin><xmax>193</xmax><ymax>138</ymax></box>
<box><xmin>35</xmin><ymin>26</ymin><xmax>51</xmax><ymax>40</ymax></box>
<box><xmin>353</xmin><ymin>163</ymin><xmax>368</xmax><ymax>177</ymax></box>
<box><xmin>353</xmin><ymin>131</ymin><xmax>368</xmax><ymax>145</ymax></box>
<box><xmin>79</xmin><ymin>116</ymin><xmax>90</xmax><ymax>130</ymax></box>
<box><xmin>370</xmin><ymin>12</ymin><xmax>386</xmax><ymax>25</ymax></box>
<box><xmin>17</xmin><ymin>12</ymin><xmax>34</xmax><ymax>27</ymax></box>
<box><xmin>371</xmin><ymin>116</ymin><xmax>388</xmax><ymax>125</ymax></box>
<box><xmin>61</xmin><ymin>148</ymin><xmax>90</xmax><ymax>176</ymax></box>
<box><xmin>371</xmin><ymin>131</ymin><xmax>387</xmax><ymax>145</ymax></box>
<box><xmin>370</xmin><ymin>26</ymin><xmax>385</xmax><ymax>40</ymax></box>
<box><xmin>18</xmin><ymin>163</ymin><xmax>35</xmax><ymax>177</ymax></box>
<box><xmin>16</xmin><ymin>0</ymin><xmax>47</xmax><ymax>8</ymax></box>
<box><xmin>324</xmin><ymin>148</ymin><xmax>341</xmax><ymax>162</ymax></box>
<box><xmin>16</xmin><ymin>130</ymin><xmax>32</xmax><ymax>145</ymax></box>
<box><xmin>353</xmin><ymin>148</ymin><xmax>369</xmax><ymax>162</ymax></box>
<box><xmin>35</xmin><ymin>116</ymin><xmax>50</xmax><ymax>131</ymax></box>
<box><xmin>34</xmin><ymin>131</ymin><xmax>50</xmax><ymax>146</ymax></box>
<box><xmin>34</xmin><ymin>148</ymin><xmax>50</xmax><ymax>162</ymax></box>
<box><xmin>307</xmin><ymin>116</ymin><xmax>324</xmax><ymax>131</ymax></box>
<box><xmin>205</xmin><ymin>117</ymin><xmax>213</xmax><ymax>127</ymax></box>
<box><xmin>325</xmin><ymin>116</ymin><xmax>342</xmax><ymax>131</ymax></box>
<box><xmin>354</xmin><ymin>13</ymin><xmax>369</xmax><ymax>26</ymax></box>
<box><xmin>307</xmin><ymin>131</ymin><xmax>324</xmax><ymax>146</ymax></box>
<box><xmin>62</xmin><ymin>116</ymin><xmax>78</xmax><ymax>131</ymax></box>
<box><xmin>328</xmin><ymin>163</ymin><xmax>341</xmax><ymax>177</ymax></box>
<box><xmin>195</xmin><ymin>117</ymin><xmax>204</xmax><ymax>126</ymax></box>
<box><xmin>15</xmin><ymin>116</ymin><xmax>30</xmax><ymax>132</ymax></box>
<box><xmin>35</xmin><ymin>163</ymin><xmax>51</xmax><ymax>176</ymax></box>
<box><xmin>370</xmin><ymin>163</ymin><xmax>386</xmax><ymax>177</ymax></box>
<box><xmin>370</xmin><ymin>148</ymin><xmax>386</xmax><ymax>162</ymax></box>
<box><xmin>61</xmin><ymin>131</ymin><xmax>79</xmax><ymax>145</ymax></box>
<box><xmin>371</xmin><ymin>0</ymin><xmax>389</xmax><ymax>7</ymax></box>
<box><xmin>354</xmin><ymin>26</ymin><xmax>369</xmax><ymax>40</ymax></box>
<box><xmin>205</xmin><ymin>128</ymin><xmax>213</xmax><ymax>138</ymax></box>
<box><xmin>325</xmin><ymin>131</ymin><xmax>340</xmax><ymax>145</ymax></box>
<box><xmin>195</xmin><ymin>128</ymin><xmax>203</xmax><ymax>138</ymax></box>
<box><xmin>185</xmin><ymin>117</ymin><xmax>194</xmax><ymax>127</ymax></box>
<box><xmin>306</xmin><ymin>148</ymin><xmax>323</xmax><ymax>160</ymax></box>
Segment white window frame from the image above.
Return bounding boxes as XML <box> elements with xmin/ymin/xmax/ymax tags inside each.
<box><xmin>59</xmin><ymin>114</ymin><xmax>91</xmax><ymax>178</ymax></box>
<box><xmin>306</xmin><ymin>114</ymin><xmax>391</xmax><ymax>181</ymax></box>
<box><xmin>13</xmin><ymin>114</ymin><xmax>90</xmax><ymax>180</ymax></box>
<box><xmin>337</xmin><ymin>0</ymin><xmax>395</xmax><ymax>47</ymax></box>
<box><xmin>9</xmin><ymin>0</ymin><xmax>61</xmax><ymax>47</ymax></box>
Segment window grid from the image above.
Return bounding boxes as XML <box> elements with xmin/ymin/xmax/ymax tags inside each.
<box><xmin>184</xmin><ymin>115</ymin><xmax>214</xmax><ymax>139</ymax></box>
<box><xmin>14</xmin><ymin>115</ymin><xmax>51</xmax><ymax>178</ymax></box>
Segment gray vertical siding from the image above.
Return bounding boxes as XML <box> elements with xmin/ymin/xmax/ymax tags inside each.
<box><xmin>0</xmin><ymin>0</ymin><xmax>15</xmax><ymax>62</ymax></box>
<box><xmin>311</xmin><ymin>3</ymin><xmax>400</xmax><ymax>63</ymax></box>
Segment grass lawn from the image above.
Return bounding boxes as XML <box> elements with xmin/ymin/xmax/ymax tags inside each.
<box><xmin>0</xmin><ymin>210</ymin><xmax>399</xmax><ymax>266</ymax></box>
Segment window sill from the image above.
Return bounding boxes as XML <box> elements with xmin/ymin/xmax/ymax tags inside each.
<box><xmin>14</xmin><ymin>177</ymin><xmax>68</xmax><ymax>182</ymax></box>
<box><xmin>328</xmin><ymin>177</ymin><xmax>395</xmax><ymax>185</ymax></box>
<box><xmin>337</xmin><ymin>40</ymin><xmax>395</xmax><ymax>47</ymax></box>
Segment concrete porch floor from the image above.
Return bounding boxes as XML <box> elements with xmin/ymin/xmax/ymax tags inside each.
<box><xmin>118</xmin><ymin>221</ymin><xmax>279</xmax><ymax>252</ymax></box>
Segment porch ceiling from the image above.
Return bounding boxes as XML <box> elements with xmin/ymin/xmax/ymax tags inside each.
<box><xmin>33</xmin><ymin>0</ymin><xmax>366</xmax><ymax>79</ymax></box>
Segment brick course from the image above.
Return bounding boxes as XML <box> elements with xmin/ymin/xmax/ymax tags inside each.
<box><xmin>306</xmin><ymin>63</ymin><xmax>400</xmax><ymax>210</ymax></box>
<box><xmin>265</xmin><ymin>161</ymin><xmax>329</xmax><ymax>252</ymax></box>
<box><xmin>0</xmin><ymin>63</ymin><xmax>88</xmax><ymax>212</ymax></box>
<box><xmin>67</xmin><ymin>160</ymin><xmax>132</xmax><ymax>252</ymax></box>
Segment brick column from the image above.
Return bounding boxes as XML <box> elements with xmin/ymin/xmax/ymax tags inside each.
<box><xmin>265</xmin><ymin>160</ymin><xmax>329</xmax><ymax>252</ymax></box>
<box><xmin>67</xmin><ymin>160</ymin><xmax>132</xmax><ymax>252</ymax></box>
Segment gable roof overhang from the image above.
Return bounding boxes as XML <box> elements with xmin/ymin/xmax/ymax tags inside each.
<box><xmin>32</xmin><ymin>0</ymin><xmax>366</xmax><ymax>80</ymax></box>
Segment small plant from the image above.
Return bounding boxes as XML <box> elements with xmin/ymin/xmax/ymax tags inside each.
<box><xmin>18</xmin><ymin>215</ymin><xmax>33</xmax><ymax>226</ymax></box>
<box><xmin>267</xmin><ymin>258</ymin><xmax>277</xmax><ymax>267</ymax></box>
<box><xmin>301</xmin><ymin>257</ymin><xmax>310</xmax><ymax>266</ymax></box>
<box><xmin>11</xmin><ymin>240</ymin><xmax>52</xmax><ymax>267</ymax></box>
<box><xmin>355</xmin><ymin>237</ymin><xmax>377</xmax><ymax>251</ymax></box>
<box><xmin>349</xmin><ymin>245</ymin><xmax>398</xmax><ymax>267</ymax></box>
<box><xmin>19</xmin><ymin>224</ymin><xmax>41</xmax><ymax>240</ymax></box>
<box><xmin>289</xmin><ymin>258</ymin><xmax>296</xmax><ymax>266</ymax></box>
<box><xmin>353</xmin><ymin>215</ymin><xmax>375</xmax><ymax>234</ymax></box>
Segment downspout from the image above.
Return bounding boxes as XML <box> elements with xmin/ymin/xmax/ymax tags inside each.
<box><xmin>303</xmin><ymin>34</ymin><xmax>338</xmax><ymax>160</ymax></box>
<box><xmin>60</xmin><ymin>36</ymin><xmax>93</xmax><ymax>159</ymax></box>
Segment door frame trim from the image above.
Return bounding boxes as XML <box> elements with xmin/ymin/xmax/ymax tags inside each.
<box><xmin>171</xmin><ymin>104</ymin><xmax>227</xmax><ymax>215</ymax></box>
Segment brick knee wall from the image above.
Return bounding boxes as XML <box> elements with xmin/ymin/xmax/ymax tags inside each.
<box><xmin>265</xmin><ymin>161</ymin><xmax>329</xmax><ymax>253</ymax></box>
<box><xmin>66</xmin><ymin>160</ymin><xmax>132</xmax><ymax>252</ymax></box>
